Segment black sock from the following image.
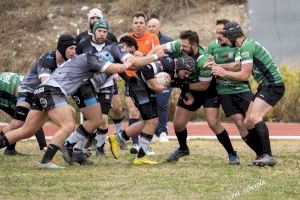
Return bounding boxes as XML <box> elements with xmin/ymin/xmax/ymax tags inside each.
<box><xmin>255</xmin><ymin>121</ymin><xmax>272</xmax><ymax>156</ymax></box>
<box><xmin>0</xmin><ymin>130</ymin><xmax>4</xmax><ymax>137</ymax></box>
<box><xmin>129</xmin><ymin>118</ymin><xmax>139</xmax><ymax>145</ymax></box>
<box><xmin>41</xmin><ymin>144</ymin><xmax>59</xmax><ymax>164</ymax></box>
<box><xmin>129</xmin><ymin>118</ymin><xmax>139</xmax><ymax>126</ymax></box>
<box><xmin>121</xmin><ymin>130</ymin><xmax>130</xmax><ymax>141</ymax></box>
<box><xmin>175</xmin><ymin>128</ymin><xmax>188</xmax><ymax>151</ymax></box>
<box><xmin>6</xmin><ymin>143</ymin><xmax>16</xmax><ymax>151</ymax></box>
<box><xmin>216</xmin><ymin>129</ymin><xmax>235</xmax><ymax>155</ymax></box>
<box><xmin>0</xmin><ymin>135</ymin><xmax>10</xmax><ymax>149</ymax></box>
<box><xmin>113</xmin><ymin>118</ymin><xmax>123</xmax><ymax>123</ymax></box>
<box><xmin>243</xmin><ymin>128</ymin><xmax>263</xmax><ymax>156</ymax></box>
<box><xmin>35</xmin><ymin>129</ymin><xmax>47</xmax><ymax>150</ymax></box>
<box><xmin>77</xmin><ymin>124</ymin><xmax>91</xmax><ymax>138</ymax></box>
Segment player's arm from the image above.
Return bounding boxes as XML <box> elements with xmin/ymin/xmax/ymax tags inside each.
<box><xmin>211</xmin><ymin>61</ymin><xmax>241</xmax><ymax>72</ymax></box>
<box><xmin>148</xmin><ymin>43</ymin><xmax>168</xmax><ymax>55</ymax></box>
<box><xmin>142</xmin><ymin>64</ymin><xmax>166</xmax><ymax>93</ymax></box>
<box><xmin>212</xmin><ymin>63</ymin><xmax>252</xmax><ymax>81</ymax></box>
<box><xmin>189</xmin><ymin>81</ymin><xmax>210</xmax><ymax>91</ymax></box>
<box><xmin>105</xmin><ymin>58</ymin><xmax>135</xmax><ymax>74</ymax></box>
<box><xmin>147</xmin><ymin>78</ymin><xmax>166</xmax><ymax>93</ymax></box>
<box><xmin>126</xmin><ymin>49</ymin><xmax>167</xmax><ymax>69</ymax></box>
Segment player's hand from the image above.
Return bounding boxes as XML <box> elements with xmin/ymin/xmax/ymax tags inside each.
<box><xmin>114</xmin><ymin>74</ymin><xmax>121</xmax><ymax>82</ymax></box>
<box><xmin>212</xmin><ymin>66</ymin><xmax>226</xmax><ymax>77</ymax></box>
<box><xmin>183</xmin><ymin>92</ymin><xmax>194</xmax><ymax>105</ymax></box>
<box><xmin>124</xmin><ymin>57</ymin><xmax>135</xmax><ymax>69</ymax></box>
<box><xmin>134</xmin><ymin>50</ymin><xmax>144</xmax><ymax>57</ymax></box>
<box><xmin>156</xmin><ymin>49</ymin><xmax>168</xmax><ymax>59</ymax></box>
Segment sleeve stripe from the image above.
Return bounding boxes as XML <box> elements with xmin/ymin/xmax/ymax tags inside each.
<box><xmin>199</xmin><ymin>77</ymin><xmax>213</xmax><ymax>82</ymax></box>
<box><xmin>101</xmin><ymin>62</ymin><xmax>113</xmax><ymax>72</ymax></box>
<box><xmin>241</xmin><ymin>60</ymin><xmax>253</xmax><ymax>64</ymax></box>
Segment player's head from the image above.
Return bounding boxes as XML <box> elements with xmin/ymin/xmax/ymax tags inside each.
<box><xmin>119</xmin><ymin>35</ymin><xmax>138</xmax><ymax>54</ymax></box>
<box><xmin>215</xmin><ymin>19</ymin><xmax>230</xmax><ymax>45</ymax></box>
<box><xmin>57</xmin><ymin>34</ymin><xmax>76</xmax><ymax>61</ymax></box>
<box><xmin>88</xmin><ymin>8</ymin><xmax>103</xmax><ymax>31</ymax></box>
<box><xmin>176</xmin><ymin>55</ymin><xmax>196</xmax><ymax>79</ymax></box>
<box><xmin>92</xmin><ymin>19</ymin><xmax>109</xmax><ymax>44</ymax></box>
<box><xmin>132</xmin><ymin>12</ymin><xmax>147</xmax><ymax>36</ymax></box>
<box><xmin>179</xmin><ymin>30</ymin><xmax>200</xmax><ymax>56</ymax></box>
<box><xmin>222</xmin><ymin>21</ymin><xmax>244</xmax><ymax>47</ymax></box>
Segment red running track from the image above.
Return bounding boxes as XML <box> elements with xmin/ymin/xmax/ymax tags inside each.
<box><xmin>1</xmin><ymin>121</ymin><xmax>297</xmax><ymax>137</ymax></box>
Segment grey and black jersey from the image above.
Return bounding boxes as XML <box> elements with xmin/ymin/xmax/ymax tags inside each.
<box><xmin>42</xmin><ymin>53</ymin><xmax>111</xmax><ymax>96</ymax></box>
<box><xmin>137</xmin><ymin>57</ymin><xmax>175</xmax><ymax>83</ymax></box>
<box><xmin>90</xmin><ymin>43</ymin><xmax>132</xmax><ymax>92</ymax></box>
<box><xmin>18</xmin><ymin>50</ymin><xmax>58</xmax><ymax>94</ymax></box>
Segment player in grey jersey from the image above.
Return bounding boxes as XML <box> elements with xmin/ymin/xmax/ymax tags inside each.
<box><xmin>0</xmin><ymin>34</ymin><xmax>76</xmax><ymax>155</ymax></box>
<box><xmin>0</xmin><ymin>46</ymin><xmax>166</xmax><ymax>169</ymax></box>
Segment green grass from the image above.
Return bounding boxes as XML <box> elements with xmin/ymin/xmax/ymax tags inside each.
<box><xmin>0</xmin><ymin>140</ymin><xmax>299</xmax><ymax>200</ymax></box>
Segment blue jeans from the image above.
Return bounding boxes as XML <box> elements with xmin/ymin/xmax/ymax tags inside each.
<box><xmin>155</xmin><ymin>86</ymin><xmax>172</xmax><ymax>137</ymax></box>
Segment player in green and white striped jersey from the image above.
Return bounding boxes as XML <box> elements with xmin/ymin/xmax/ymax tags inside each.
<box><xmin>211</xmin><ymin>21</ymin><xmax>285</xmax><ymax>167</ymax></box>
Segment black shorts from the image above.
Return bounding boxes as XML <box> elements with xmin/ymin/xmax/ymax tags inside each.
<box><xmin>97</xmin><ymin>85</ymin><xmax>113</xmax><ymax>115</ymax></box>
<box><xmin>177</xmin><ymin>89</ymin><xmax>220</xmax><ymax>112</ymax></box>
<box><xmin>254</xmin><ymin>83</ymin><xmax>285</xmax><ymax>106</ymax></box>
<box><xmin>17</xmin><ymin>92</ymin><xmax>33</xmax><ymax>105</ymax></box>
<box><xmin>72</xmin><ymin>80</ymin><xmax>98</xmax><ymax>109</ymax></box>
<box><xmin>0</xmin><ymin>106</ymin><xmax>15</xmax><ymax>117</ymax></box>
<box><xmin>128</xmin><ymin>78</ymin><xmax>157</xmax><ymax>120</ymax></box>
<box><xmin>137</xmin><ymin>99</ymin><xmax>158</xmax><ymax>120</ymax></box>
<box><xmin>220</xmin><ymin>91</ymin><xmax>253</xmax><ymax>117</ymax></box>
<box><xmin>112</xmin><ymin>79</ymin><xmax>119</xmax><ymax>95</ymax></box>
<box><xmin>31</xmin><ymin>85</ymin><xmax>67</xmax><ymax>111</ymax></box>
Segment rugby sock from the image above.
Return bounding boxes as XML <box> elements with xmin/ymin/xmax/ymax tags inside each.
<box><xmin>95</xmin><ymin>128</ymin><xmax>108</xmax><ymax>148</ymax></box>
<box><xmin>6</xmin><ymin>143</ymin><xmax>16</xmax><ymax>151</ymax></box>
<box><xmin>175</xmin><ymin>128</ymin><xmax>188</xmax><ymax>151</ymax></box>
<box><xmin>0</xmin><ymin>135</ymin><xmax>10</xmax><ymax>149</ymax></box>
<box><xmin>137</xmin><ymin>132</ymin><xmax>153</xmax><ymax>158</ymax></box>
<box><xmin>113</xmin><ymin>118</ymin><xmax>123</xmax><ymax>134</ymax></box>
<box><xmin>129</xmin><ymin>118</ymin><xmax>139</xmax><ymax>145</ymax></box>
<box><xmin>255</xmin><ymin>121</ymin><xmax>272</xmax><ymax>156</ymax></box>
<box><xmin>41</xmin><ymin>144</ymin><xmax>59</xmax><ymax>164</ymax></box>
<box><xmin>216</xmin><ymin>129</ymin><xmax>235</xmax><ymax>155</ymax></box>
<box><xmin>119</xmin><ymin>130</ymin><xmax>130</xmax><ymax>142</ymax></box>
<box><xmin>2</xmin><ymin>131</ymin><xmax>16</xmax><ymax>151</ymax></box>
<box><xmin>243</xmin><ymin>128</ymin><xmax>263</xmax><ymax>156</ymax></box>
<box><xmin>35</xmin><ymin>129</ymin><xmax>47</xmax><ymax>150</ymax></box>
<box><xmin>66</xmin><ymin>125</ymin><xmax>89</xmax><ymax>144</ymax></box>
<box><xmin>73</xmin><ymin>138</ymin><xmax>89</xmax><ymax>150</ymax></box>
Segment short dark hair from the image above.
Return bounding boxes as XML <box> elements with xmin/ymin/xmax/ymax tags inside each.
<box><xmin>180</xmin><ymin>30</ymin><xmax>200</xmax><ymax>46</ymax></box>
<box><xmin>216</xmin><ymin>19</ymin><xmax>230</xmax><ymax>25</ymax></box>
<box><xmin>132</xmin><ymin>12</ymin><xmax>147</xmax><ymax>22</ymax></box>
<box><xmin>119</xmin><ymin>35</ymin><xmax>138</xmax><ymax>50</ymax></box>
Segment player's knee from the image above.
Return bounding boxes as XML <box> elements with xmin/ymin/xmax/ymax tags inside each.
<box><xmin>10</xmin><ymin>120</ymin><xmax>24</xmax><ymax>130</ymax></box>
<box><xmin>173</xmin><ymin>120</ymin><xmax>186</xmax><ymax>132</ymax></box>
<box><xmin>248</xmin><ymin>113</ymin><xmax>262</xmax><ymax>125</ymax></box>
<box><xmin>62</xmin><ymin>121</ymin><xmax>76</xmax><ymax>134</ymax></box>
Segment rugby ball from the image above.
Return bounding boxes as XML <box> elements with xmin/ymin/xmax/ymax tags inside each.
<box><xmin>155</xmin><ymin>72</ymin><xmax>171</xmax><ymax>87</ymax></box>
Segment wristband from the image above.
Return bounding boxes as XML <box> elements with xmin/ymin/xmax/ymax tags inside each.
<box><xmin>124</xmin><ymin>63</ymin><xmax>129</xmax><ymax>69</ymax></box>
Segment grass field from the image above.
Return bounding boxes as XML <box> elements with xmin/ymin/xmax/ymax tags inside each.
<box><xmin>0</xmin><ymin>139</ymin><xmax>299</xmax><ymax>200</ymax></box>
